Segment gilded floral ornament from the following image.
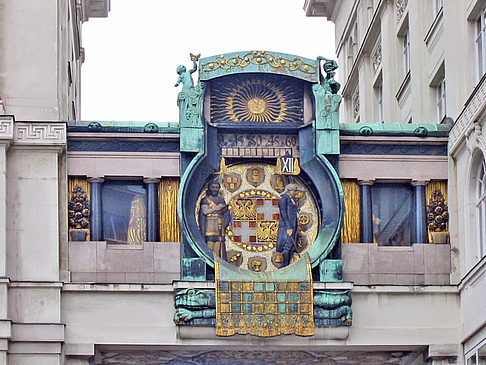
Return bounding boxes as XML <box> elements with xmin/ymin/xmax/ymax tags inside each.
<box><xmin>201</xmin><ymin>51</ymin><xmax>317</xmax><ymax>75</ymax></box>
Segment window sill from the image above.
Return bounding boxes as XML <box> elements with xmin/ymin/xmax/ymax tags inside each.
<box><xmin>424</xmin><ymin>8</ymin><xmax>443</xmax><ymax>47</ymax></box>
<box><xmin>396</xmin><ymin>71</ymin><xmax>411</xmax><ymax>101</ymax></box>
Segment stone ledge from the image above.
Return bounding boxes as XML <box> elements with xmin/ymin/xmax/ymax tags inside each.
<box><xmin>64</xmin><ymin>343</ymin><xmax>95</xmax><ymax>356</ymax></box>
<box><xmin>62</xmin><ymin>283</ymin><xmax>173</xmax><ymax>292</ymax></box>
<box><xmin>11</xmin><ymin>323</ymin><xmax>64</xmax><ymax>342</ymax></box>
<box><xmin>351</xmin><ymin>285</ymin><xmax>458</xmax><ymax>293</ymax></box>
<box><xmin>177</xmin><ymin>325</ymin><xmax>349</xmax><ymax>341</ymax></box>
<box><xmin>0</xmin><ymin>320</ymin><xmax>12</xmax><ymax>339</ymax></box>
<box><xmin>8</xmin><ymin>342</ymin><xmax>62</xmax><ymax>354</ymax></box>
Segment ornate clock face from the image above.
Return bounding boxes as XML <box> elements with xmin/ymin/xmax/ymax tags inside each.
<box><xmin>196</xmin><ymin>163</ymin><xmax>319</xmax><ymax>272</ymax></box>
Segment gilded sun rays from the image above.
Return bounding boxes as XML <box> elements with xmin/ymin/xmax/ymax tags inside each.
<box><xmin>210</xmin><ymin>74</ymin><xmax>304</xmax><ymax>124</ymax></box>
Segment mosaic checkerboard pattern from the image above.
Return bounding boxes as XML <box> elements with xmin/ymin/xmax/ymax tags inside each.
<box><xmin>232</xmin><ymin>198</ymin><xmax>280</xmax><ymax>250</ymax></box>
<box><xmin>215</xmin><ymin>281</ymin><xmax>314</xmax><ymax>337</ymax></box>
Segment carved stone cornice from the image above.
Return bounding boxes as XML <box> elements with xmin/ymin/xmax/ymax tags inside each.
<box><xmin>465</xmin><ymin>120</ymin><xmax>486</xmax><ymax>155</ymax></box>
<box><xmin>396</xmin><ymin>0</ymin><xmax>408</xmax><ymax>24</ymax></box>
<box><xmin>450</xmin><ymin>75</ymin><xmax>486</xmax><ymax>155</ymax></box>
<box><xmin>14</xmin><ymin>122</ymin><xmax>66</xmax><ymax>146</ymax></box>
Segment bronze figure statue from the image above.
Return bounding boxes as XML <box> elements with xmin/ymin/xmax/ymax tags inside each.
<box><xmin>199</xmin><ymin>179</ymin><xmax>230</xmax><ymax>260</ymax></box>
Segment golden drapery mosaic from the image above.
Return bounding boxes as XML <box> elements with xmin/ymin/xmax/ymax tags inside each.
<box><xmin>215</xmin><ymin>256</ymin><xmax>314</xmax><ymax>337</ymax></box>
<box><xmin>127</xmin><ymin>195</ymin><xmax>147</xmax><ymax>245</ymax></box>
<box><xmin>341</xmin><ymin>179</ymin><xmax>360</xmax><ymax>243</ymax></box>
<box><xmin>68</xmin><ymin>176</ymin><xmax>90</xmax><ymax>241</ymax></box>
<box><xmin>159</xmin><ymin>178</ymin><xmax>181</xmax><ymax>242</ymax></box>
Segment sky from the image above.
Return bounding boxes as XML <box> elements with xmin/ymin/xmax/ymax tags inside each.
<box><xmin>81</xmin><ymin>0</ymin><xmax>336</xmax><ymax>122</ymax></box>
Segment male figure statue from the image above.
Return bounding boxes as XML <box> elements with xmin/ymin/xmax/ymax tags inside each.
<box><xmin>199</xmin><ymin>180</ymin><xmax>230</xmax><ymax>260</ymax></box>
<box><xmin>276</xmin><ymin>183</ymin><xmax>302</xmax><ymax>267</ymax></box>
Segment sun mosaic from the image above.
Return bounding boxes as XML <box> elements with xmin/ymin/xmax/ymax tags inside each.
<box><xmin>210</xmin><ymin>74</ymin><xmax>304</xmax><ymax>124</ymax></box>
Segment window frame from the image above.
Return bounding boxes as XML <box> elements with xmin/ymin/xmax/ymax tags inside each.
<box><xmin>476</xmin><ymin>7</ymin><xmax>486</xmax><ymax>80</ymax></box>
<box><xmin>476</xmin><ymin>158</ymin><xmax>486</xmax><ymax>259</ymax></box>
<box><xmin>101</xmin><ymin>179</ymin><xmax>148</xmax><ymax>245</ymax></box>
<box><xmin>436</xmin><ymin>76</ymin><xmax>446</xmax><ymax>122</ymax></box>
<box><xmin>402</xmin><ymin>30</ymin><xmax>411</xmax><ymax>76</ymax></box>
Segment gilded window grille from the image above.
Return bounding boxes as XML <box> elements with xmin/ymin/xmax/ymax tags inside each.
<box><xmin>159</xmin><ymin>178</ymin><xmax>181</xmax><ymax>242</ymax></box>
<box><xmin>68</xmin><ymin>176</ymin><xmax>91</xmax><ymax>241</ymax></box>
<box><xmin>341</xmin><ymin>179</ymin><xmax>361</xmax><ymax>243</ymax></box>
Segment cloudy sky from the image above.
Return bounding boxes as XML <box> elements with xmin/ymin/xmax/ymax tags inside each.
<box><xmin>81</xmin><ymin>0</ymin><xmax>336</xmax><ymax>122</ymax></box>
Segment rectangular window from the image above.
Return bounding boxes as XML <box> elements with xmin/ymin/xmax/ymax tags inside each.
<box><xmin>377</xmin><ymin>85</ymin><xmax>384</xmax><ymax>123</ymax></box>
<box><xmin>102</xmin><ymin>181</ymin><xmax>147</xmax><ymax>244</ymax></box>
<box><xmin>436</xmin><ymin>76</ymin><xmax>446</xmax><ymax>122</ymax></box>
<box><xmin>402</xmin><ymin>30</ymin><xmax>411</xmax><ymax>76</ymax></box>
<box><xmin>476</xmin><ymin>8</ymin><xmax>486</xmax><ymax>79</ymax></box>
<box><xmin>371</xmin><ymin>183</ymin><xmax>414</xmax><ymax>246</ymax></box>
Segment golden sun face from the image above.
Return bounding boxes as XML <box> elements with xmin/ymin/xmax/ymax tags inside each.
<box><xmin>247</xmin><ymin>98</ymin><xmax>267</xmax><ymax>115</ymax></box>
<box><xmin>210</xmin><ymin>74</ymin><xmax>303</xmax><ymax>124</ymax></box>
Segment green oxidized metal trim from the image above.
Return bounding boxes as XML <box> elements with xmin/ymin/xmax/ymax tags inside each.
<box><xmin>67</xmin><ymin>121</ymin><xmax>180</xmax><ymax>134</ymax></box>
<box><xmin>308</xmin><ymin>154</ymin><xmax>345</xmax><ymax>267</ymax></box>
<box><xmin>177</xmin><ymin>152</ymin><xmax>213</xmax><ymax>267</ymax></box>
<box><xmin>200</xmin><ymin>51</ymin><xmax>319</xmax><ymax>82</ymax></box>
<box><xmin>339</xmin><ymin>122</ymin><xmax>450</xmax><ymax>137</ymax></box>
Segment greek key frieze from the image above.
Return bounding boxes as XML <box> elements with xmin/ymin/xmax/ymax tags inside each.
<box><xmin>14</xmin><ymin>122</ymin><xmax>66</xmax><ymax>145</ymax></box>
<box><xmin>0</xmin><ymin>117</ymin><xmax>14</xmax><ymax>139</ymax></box>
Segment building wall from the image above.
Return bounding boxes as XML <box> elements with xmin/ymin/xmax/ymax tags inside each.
<box><xmin>305</xmin><ymin>0</ymin><xmax>486</xmax><ymax>362</ymax></box>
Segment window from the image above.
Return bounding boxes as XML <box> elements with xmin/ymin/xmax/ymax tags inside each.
<box><xmin>377</xmin><ymin>85</ymin><xmax>384</xmax><ymax>123</ymax></box>
<box><xmin>476</xmin><ymin>157</ymin><xmax>486</xmax><ymax>258</ymax></box>
<box><xmin>102</xmin><ymin>181</ymin><xmax>147</xmax><ymax>244</ymax></box>
<box><xmin>402</xmin><ymin>30</ymin><xmax>411</xmax><ymax>76</ymax></box>
<box><xmin>371</xmin><ymin>183</ymin><xmax>414</xmax><ymax>246</ymax></box>
<box><xmin>476</xmin><ymin>7</ymin><xmax>486</xmax><ymax>79</ymax></box>
<box><xmin>436</xmin><ymin>76</ymin><xmax>446</xmax><ymax>122</ymax></box>
<box><xmin>466</xmin><ymin>339</ymin><xmax>486</xmax><ymax>365</ymax></box>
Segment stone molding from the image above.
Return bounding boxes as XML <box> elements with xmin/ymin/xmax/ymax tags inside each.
<box><xmin>450</xmin><ymin>76</ymin><xmax>486</xmax><ymax>155</ymax></box>
<box><xmin>0</xmin><ymin>116</ymin><xmax>14</xmax><ymax>141</ymax></box>
<box><xmin>465</xmin><ymin>120</ymin><xmax>486</xmax><ymax>155</ymax></box>
<box><xmin>14</xmin><ymin>122</ymin><xmax>66</xmax><ymax>145</ymax></box>
<box><xmin>396</xmin><ymin>0</ymin><xmax>408</xmax><ymax>24</ymax></box>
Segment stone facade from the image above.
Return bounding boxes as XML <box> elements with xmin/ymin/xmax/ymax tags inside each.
<box><xmin>304</xmin><ymin>0</ymin><xmax>486</xmax><ymax>363</ymax></box>
<box><xmin>0</xmin><ymin>1</ymin><xmax>482</xmax><ymax>364</ymax></box>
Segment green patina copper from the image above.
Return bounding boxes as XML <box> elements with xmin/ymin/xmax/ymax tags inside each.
<box><xmin>199</xmin><ymin>51</ymin><xmax>320</xmax><ymax>82</ymax></box>
<box><xmin>314</xmin><ymin>290</ymin><xmax>352</xmax><ymax>326</ymax></box>
<box><xmin>319</xmin><ymin>259</ymin><xmax>343</xmax><ymax>282</ymax></box>
<box><xmin>177</xmin><ymin>152</ymin><xmax>209</xmax><ymax>280</ymax></box>
<box><xmin>179</xmin><ymin>127</ymin><xmax>204</xmax><ymax>152</ymax></box>
<box><xmin>339</xmin><ymin>122</ymin><xmax>451</xmax><ymax>137</ymax></box>
<box><xmin>175</xmin><ymin>56</ymin><xmax>205</xmax><ymax>153</ymax></box>
<box><xmin>307</xmin><ymin>154</ymin><xmax>345</xmax><ymax>267</ymax></box>
<box><xmin>67</xmin><ymin>121</ymin><xmax>179</xmax><ymax>133</ymax></box>
<box><xmin>312</xmin><ymin>57</ymin><xmax>342</xmax><ymax>155</ymax></box>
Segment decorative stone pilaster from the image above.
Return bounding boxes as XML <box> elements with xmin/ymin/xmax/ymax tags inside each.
<box><xmin>144</xmin><ymin>178</ymin><xmax>160</xmax><ymax>242</ymax></box>
<box><xmin>412</xmin><ymin>180</ymin><xmax>429</xmax><ymax>243</ymax></box>
<box><xmin>358</xmin><ymin>180</ymin><xmax>374</xmax><ymax>243</ymax></box>
<box><xmin>0</xmin><ymin>116</ymin><xmax>13</xmax><ymax>277</ymax></box>
<box><xmin>88</xmin><ymin>177</ymin><xmax>104</xmax><ymax>241</ymax></box>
